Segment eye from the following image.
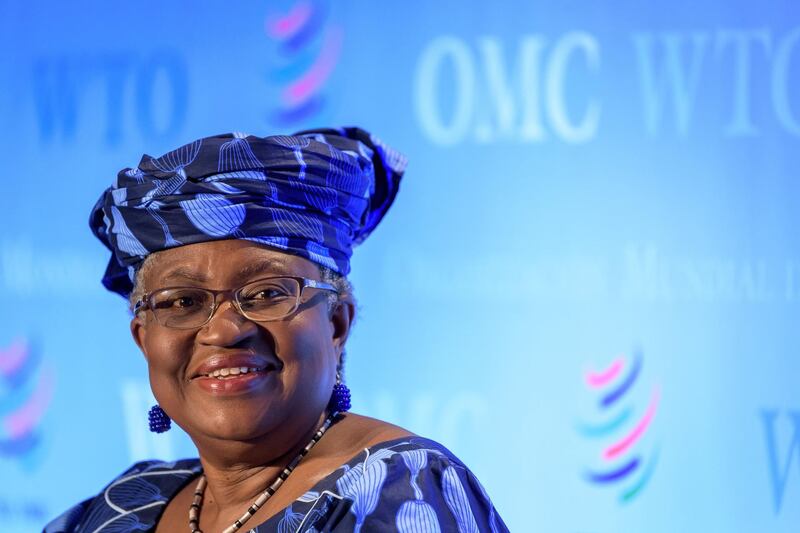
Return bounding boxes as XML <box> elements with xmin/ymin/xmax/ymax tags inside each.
<box><xmin>239</xmin><ymin>279</ymin><xmax>296</xmax><ymax>308</ymax></box>
<box><xmin>252</xmin><ymin>288</ymin><xmax>284</xmax><ymax>300</ymax></box>
<box><xmin>154</xmin><ymin>296</ymin><xmax>197</xmax><ymax>309</ymax></box>
<box><xmin>151</xmin><ymin>289</ymin><xmax>207</xmax><ymax>311</ymax></box>
<box><xmin>174</xmin><ymin>296</ymin><xmax>197</xmax><ymax>308</ymax></box>
<box><xmin>243</xmin><ymin>285</ymin><xmax>290</xmax><ymax>301</ymax></box>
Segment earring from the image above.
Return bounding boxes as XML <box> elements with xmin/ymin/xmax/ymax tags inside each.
<box><xmin>328</xmin><ymin>372</ymin><xmax>351</xmax><ymax>413</ymax></box>
<box><xmin>148</xmin><ymin>404</ymin><xmax>171</xmax><ymax>433</ymax></box>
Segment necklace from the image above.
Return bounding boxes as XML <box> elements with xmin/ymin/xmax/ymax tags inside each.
<box><xmin>188</xmin><ymin>412</ymin><xmax>338</xmax><ymax>533</ymax></box>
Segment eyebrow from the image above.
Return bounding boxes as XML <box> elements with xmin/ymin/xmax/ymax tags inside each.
<box><xmin>159</xmin><ymin>259</ymin><xmax>290</xmax><ymax>286</ymax></box>
<box><xmin>160</xmin><ymin>266</ymin><xmax>207</xmax><ymax>284</ymax></box>
<box><xmin>236</xmin><ymin>259</ymin><xmax>290</xmax><ymax>281</ymax></box>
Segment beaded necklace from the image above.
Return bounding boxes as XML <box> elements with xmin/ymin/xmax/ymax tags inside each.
<box><xmin>188</xmin><ymin>412</ymin><xmax>338</xmax><ymax>533</ymax></box>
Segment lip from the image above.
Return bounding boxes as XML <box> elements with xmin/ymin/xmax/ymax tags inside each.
<box><xmin>190</xmin><ymin>352</ymin><xmax>277</xmax><ymax>380</ymax></box>
<box><xmin>189</xmin><ymin>352</ymin><xmax>279</xmax><ymax>395</ymax></box>
<box><xmin>193</xmin><ymin>370</ymin><xmax>274</xmax><ymax>395</ymax></box>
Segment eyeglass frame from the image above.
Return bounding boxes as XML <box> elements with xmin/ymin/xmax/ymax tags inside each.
<box><xmin>133</xmin><ymin>276</ymin><xmax>339</xmax><ymax>329</ymax></box>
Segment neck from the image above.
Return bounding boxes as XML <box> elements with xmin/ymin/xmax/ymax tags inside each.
<box><xmin>194</xmin><ymin>410</ymin><xmax>331</xmax><ymax>520</ymax></box>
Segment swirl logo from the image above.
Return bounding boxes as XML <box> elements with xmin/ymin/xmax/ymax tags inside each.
<box><xmin>0</xmin><ymin>338</ymin><xmax>54</xmax><ymax>463</ymax></box>
<box><xmin>265</xmin><ymin>0</ymin><xmax>342</xmax><ymax>126</ymax></box>
<box><xmin>577</xmin><ymin>351</ymin><xmax>661</xmax><ymax>503</ymax></box>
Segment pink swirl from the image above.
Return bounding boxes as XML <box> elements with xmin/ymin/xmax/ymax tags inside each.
<box><xmin>603</xmin><ymin>386</ymin><xmax>660</xmax><ymax>461</ymax></box>
<box><xmin>282</xmin><ymin>26</ymin><xmax>343</xmax><ymax>107</ymax></box>
<box><xmin>0</xmin><ymin>338</ymin><xmax>29</xmax><ymax>377</ymax></box>
<box><xmin>266</xmin><ymin>0</ymin><xmax>313</xmax><ymax>40</ymax></box>
<box><xmin>585</xmin><ymin>356</ymin><xmax>624</xmax><ymax>389</ymax></box>
<box><xmin>3</xmin><ymin>366</ymin><xmax>54</xmax><ymax>438</ymax></box>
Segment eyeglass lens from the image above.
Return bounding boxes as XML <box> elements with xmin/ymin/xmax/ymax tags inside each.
<box><xmin>149</xmin><ymin>278</ymin><xmax>302</xmax><ymax>328</ymax></box>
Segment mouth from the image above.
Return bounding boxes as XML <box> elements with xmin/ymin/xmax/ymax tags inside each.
<box><xmin>190</xmin><ymin>353</ymin><xmax>279</xmax><ymax>382</ymax></box>
<box><xmin>191</xmin><ymin>361</ymin><xmax>278</xmax><ymax>395</ymax></box>
<box><xmin>200</xmin><ymin>366</ymin><xmax>268</xmax><ymax>380</ymax></box>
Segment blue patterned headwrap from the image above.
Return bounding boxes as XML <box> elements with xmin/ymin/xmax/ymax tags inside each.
<box><xmin>89</xmin><ymin>127</ymin><xmax>407</xmax><ymax>298</ymax></box>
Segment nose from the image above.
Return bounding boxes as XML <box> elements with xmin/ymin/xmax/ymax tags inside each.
<box><xmin>195</xmin><ymin>298</ymin><xmax>259</xmax><ymax>347</ymax></box>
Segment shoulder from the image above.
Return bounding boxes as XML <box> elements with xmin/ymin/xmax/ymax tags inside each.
<box><xmin>102</xmin><ymin>457</ymin><xmax>203</xmax><ymax>485</ymax></box>
<box><xmin>43</xmin><ymin>459</ymin><xmax>201</xmax><ymax>533</ymax></box>
<box><xmin>332</xmin><ymin>413</ymin><xmax>415</xmax><ymax>446</ymax></box>
<box><xmin>336</xmin><ymin>435</ymin><xmax>475</xmax><ymax>491</ymax></box>
<box><xmin>329</xmin><ymin>436</ymin><xmax>510</xmax><ymax>533</ymax></box>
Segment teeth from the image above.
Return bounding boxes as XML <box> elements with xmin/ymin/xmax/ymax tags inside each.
<box><xmin>206</xmin><ymin>367</ymin><xmax>262</xmax><ymax>379</ymax></box>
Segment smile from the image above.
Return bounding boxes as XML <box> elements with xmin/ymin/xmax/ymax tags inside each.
<box><xmin>190</xmin><ymin>353</ymin><xmax>279</xmax><ymax>394</ymax></box>
<box><xmin>193</xmin><ymin>367</ymin><xmax>274</xmax><ymax>395</ymax></box>
<box><xmin>204</xmin><ymin>366</ymin><xmax>265</xmax><ymax>379</ymax></box>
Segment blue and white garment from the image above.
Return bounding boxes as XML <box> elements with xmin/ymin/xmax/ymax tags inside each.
<box><xmin>43</xmin><ymin>437</ymin><xmax>508</xmax><ymax>533</ymax></box>
<box><xmin>89</xmin><ymin>127</ymin><xmax>407</xmax><ymax>298</ymax></box>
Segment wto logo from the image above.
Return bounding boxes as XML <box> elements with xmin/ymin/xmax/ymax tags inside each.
<box><xmin>0</xmin><ymin>338</ymin><xmax>54</xmax><ymax>465</ymax></box>
<box><xmin>760</xmin><ymin>409</ymin><xmax>800</xmax><ymax>513</ymax></box>
<box><xmin>577</xmin><ymin>350</ymin><xmax>661</xmax><ymax>503</ymax></box>
<box><xmin>33</xmin><ymin>52</ymin><xmax>188</xmax><ymax>146</ymax></box>
<box><xmin>265</xmin><ymin>0</ymin><xmax>342</xmax><ymax>126</ymax></box>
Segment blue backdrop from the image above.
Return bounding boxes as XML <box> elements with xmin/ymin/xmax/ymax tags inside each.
<box><xmin>1</xmin><ymin>1</ymin><xmax>799</xmax><ymax>531</ymax></box>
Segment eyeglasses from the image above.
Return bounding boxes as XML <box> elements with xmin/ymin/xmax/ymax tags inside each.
<box><xmin>134</xmin><ymin>276</ymin><xmax>338</xmax><ymax>329</ymax></box>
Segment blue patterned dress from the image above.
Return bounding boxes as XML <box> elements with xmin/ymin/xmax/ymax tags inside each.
<box><xmin>43</xmin><ymin>437</ymin><xmax>509</xmax><ymax>532</ymax></box>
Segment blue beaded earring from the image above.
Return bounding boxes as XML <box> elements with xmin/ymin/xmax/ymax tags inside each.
<box><xmin>328</xmin><ymin>372</ymin><xmax>351</xmax><ymax>413</ymax></box>
<box><xmin>148</xmin><ymin>404</ymin><xmax>171</xmax><ymax>433</ymax></box>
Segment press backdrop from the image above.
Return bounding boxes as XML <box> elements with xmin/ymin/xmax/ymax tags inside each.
<box><xmin>1</xmin><ymin>1</ymin><xmax>799</xmax><ymax>531</ymax></box>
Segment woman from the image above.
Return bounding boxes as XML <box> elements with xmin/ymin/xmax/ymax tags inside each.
<box><xmin>44</xmin><ymin>128</ymin><xmax>508</xmax><ymax>532</ymax></box>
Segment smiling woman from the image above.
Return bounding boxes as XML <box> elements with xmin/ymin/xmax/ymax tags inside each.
<box><xmin>43</xmin><ymin>128</ymin><xmax>508</xmax><ymax>533</ymax></box>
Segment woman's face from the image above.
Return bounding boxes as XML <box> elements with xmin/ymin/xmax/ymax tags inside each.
<box><xmin>130</xmin><ymin>240</ymin><xmax>351</xmax><ymax>448</ymax></box>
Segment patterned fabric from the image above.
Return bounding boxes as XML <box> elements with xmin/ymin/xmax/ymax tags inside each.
<box><xmin>43</xmin><ymin>437</ymin><xmax>508</xmax><ymax>533</ymax></box>
<box><xmin>89</xmin><ymin>127</ymin><xmax>407</xmax><ymax>297</ymax></box>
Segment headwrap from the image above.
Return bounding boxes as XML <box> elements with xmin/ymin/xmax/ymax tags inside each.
<box><xmin>89</xmin><ymin>127</ymin><xmax>407</xmax><ymax>298</ymax></box>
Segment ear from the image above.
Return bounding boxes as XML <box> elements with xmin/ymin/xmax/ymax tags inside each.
<box><xmin>330</xmin><ymin>298</ymin><xmax>355</xmax><ymax>358</ymax></box>
<box><xmin>130</xmin><ymin>313</ymin><xmax>149</xmax><ymax>361</ymax></box>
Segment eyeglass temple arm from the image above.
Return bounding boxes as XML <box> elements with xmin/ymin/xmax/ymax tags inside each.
<box><xmin>302</xmin><ymin>279</ymin><xmax>338</xmax><ymax>292</ymax></box>
<box><xmin>133</xmin><ymin>297</ymin><xmax>149</xmax><ymax>313</ymax></box>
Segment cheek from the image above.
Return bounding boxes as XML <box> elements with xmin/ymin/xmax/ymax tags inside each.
<box><xmin>143</xmin><ymin>328</ymin><xmax>193</xmax><ymax>374</ymax></box>
<box><xmin>274</xmin><ymin>315</ymin><xmax>336</xmax><ymax>389</ymax></box>
<box><xmin>142</xmin><ymin>329</ymin><xmax>194</xmax><ymax>418</ymax></box>
<box><xmin>276</xmin><ymin>307</ymin><xmax>333</xmax><ymax>358</ymax></box>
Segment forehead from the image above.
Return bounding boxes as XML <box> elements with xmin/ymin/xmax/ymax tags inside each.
<box><xmin>144</xmin><ymin>240</ymin><xmax>321</xmax><ymax>287</ymax></box>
